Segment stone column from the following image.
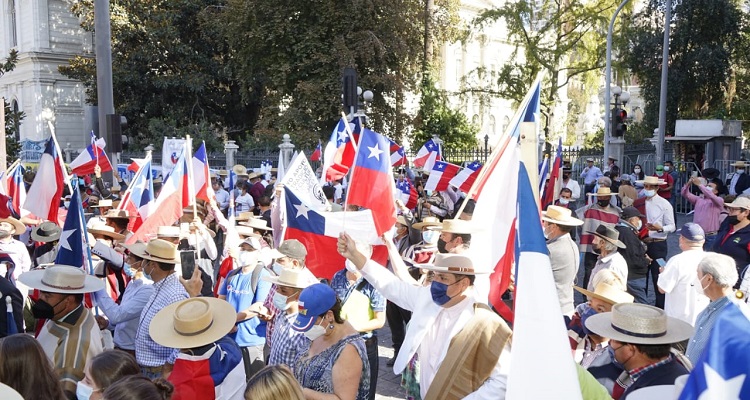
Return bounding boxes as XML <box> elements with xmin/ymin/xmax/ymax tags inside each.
<box><xmin>224</xmin><ymin>140</ymin><xmax>239</xmax><ymax>170</ymax></box>
<box><xmin>278</xmin><ymin>134</ymin><xmax>295</xmax><ymax>170</ymax></box>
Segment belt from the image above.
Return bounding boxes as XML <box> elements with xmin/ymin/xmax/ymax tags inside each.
<box><xmin>705</xmin><ymin>232</ymin><xmax>718</xmax><ymax>236</ymax></box>
<box><xmin>139</xmin><ymin>364</ymin><xmax>163</xmax><ymax>374</ymax></box>
<box><xmin>115</xmin><ymin>347</ymin><xmax>136</xmax><ymax>357</ymax></box>
<box><xmin>643</xmin><ymin>237</ymin><xmax>666</xmax><ymax>243</ymax></box>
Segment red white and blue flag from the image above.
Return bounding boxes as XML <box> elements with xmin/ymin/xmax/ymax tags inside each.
<box><xmin>321</xmin><ymin>118</ymin><xmax>360</xmax><ymax>182</ymax></box>
<box><xmin>424</xmin><ymin>161</ymin><xmax>461</xmax><ymax>192</ymax></box>
<box><xmin>192</xmin><ymin>142</ymin><xmax>214</xmax><ymax>203</ymax></box>
<box><xmin>69</xmin><ymin>132</ymin><xmax>113</xmax><ymax>176</ymax></box>
<box><xmin>168</xmin><ymin>337</ymin><xmax>246</xmax><ymax>400</ymax></box>
<box><xmin>389</xmin><ymin>139</ymin><xmax>406</xmax><ymax>167</ymax></box>
<box><xmin>6</xmin><ymin>164</ymin><xmax>26</xmax><ymax>217</ymax></box>
<box><xmin>541</xmin><ymin>137</ymin><xmax>563</xmax><ymax>208</ymax></box>
<box><xmin>449</xmin><ymin>161</ymin><xmax>482</xmax><ymax>193</ymax></box>
<box><xmin>118</xmin><ymin>159</ymin><xmax>155</xmax><ymax>232</ymax></box>
<box><xmin>310</xmin><ymin>140</ymin><xmax>322</xmax><ymax>162</ymax></box>
<box><xmin>412</xmin><ymin>138</ymin><xmax>441</xmax><ymax>171</ymax></box>
<box><xmin>55</xmin><ymin>185</ymin><xmax>85</xmax><ymax>268</ymax></box>
<box><xmin>346</xmin><ymin>128</ymin><xmax>396</xmax><ymax>236</ymax></box>
<box><xmin>395</xmin><ymin>178</ymin><xmax>418</xmax><ymax>210</ymax></box>
<box><xmin>24</xmin><ymin>137</ymin><xmax>65</xmax><ymax>222</ymax></box>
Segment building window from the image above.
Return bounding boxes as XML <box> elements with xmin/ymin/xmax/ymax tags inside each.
<box><xmin>489</xmin><ymin>115</ymin><xmax>496</xmax><ymax>135</ymax></box>
<box><xmin>8</xmin><ymin>0</ymin><xmax>17</xmax><ymax>47</ymax></box>
<box><xmin>472</xmin><ymin>114</ymin><xmax>479</xmax><ymax>128</ymax></box>
<box><xmin>502</xmin><ymin>116</ymin><xmax>510</xmax><ymax>134</ymax></box>
<box><xmin>454</xmin><ymin>49</ymin><xmax>462</xmax><ymax>81</ymax></box>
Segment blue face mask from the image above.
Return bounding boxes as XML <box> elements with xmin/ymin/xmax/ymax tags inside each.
<box><xmin>143</xmin><ymin>262</ymin><xmax>154</xmax><ymax>281</ymax></box>
<box><xmin>579</xmin><ymin>305</ymin><xmax>597</xmax><ymax>336</ymax></box>
<box><xmin>430</xmin><ymin>278</ymin><xmax>464</xmax><ymax>306</ymax></box>
<box><xmin>608</xmin><ymin>345</ymin><xmax>626</xmax><ymax>370</ymax></box>
<box><xmin>123</xmin><ymin>262</ymin><xmax>136</xmax><ymax>278</ymax></box>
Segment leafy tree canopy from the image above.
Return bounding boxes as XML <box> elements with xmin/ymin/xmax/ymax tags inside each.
<box><xmin>412</xmin><ymin>76</ymin><xmax>479</xmax><ymax>150</ymax></box>
<box><xmin>2</xmin><ymin>50</ymin><xmax>22</xmax><ymax>159</ymax></box>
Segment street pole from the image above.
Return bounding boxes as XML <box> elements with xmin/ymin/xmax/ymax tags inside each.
<box><xmin>95</xmin><ymin>0</ymin><xmax>115</xmax><ymax>184</ymax></box>
<box><xmin>604</xmin><ymin>0</ymin><xmax>631</xmax><ymax>165</ymax></box>
<box><xmin>656</xmin><ymin>0</ymin><xmax>672</xmax><ymax>166</ymax></box>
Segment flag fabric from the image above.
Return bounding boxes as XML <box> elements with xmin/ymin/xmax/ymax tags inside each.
<box><xmin>119</xmin><ymin>159</ymin><xmax>155</xmax><ymax>232</ymax></box>
<box><xmin>449</xmin><ymin>161</ymin><xmax>482</xmax><ymax>193</ymax></box>
<box><xmin>389</xmin><ymin>139</ymin><xmax>406</xmax><ymax>167</ymax></box>
<box><xmin>506</xmin><ymin>164</ymin><xmax>582</xmax><ymax>400</ymax></box>
<box><xmin>7</xmin><ymin>164</ymin><xmax>25</xmax><ymax>217</ymax></box>
<box><xmin>129</xmin><ymin>140</ymin><xmax>193</xmax><ymax>243</ymax></box>
<box><xmin>55</xmin><ymin>186</ymin><xmax>85</xmax><ymax>267</ymax></box>
<box><xmin>279</xmin><ymin>151</ymin><xmax>329</xmax><ymax>213</ymax></box>
<box><xmin>468</xmin><ymin>76</ymin><xmax>541</xmax><ymax>319</ymax></box>
<box><xmin>346</xmin><ymin>128</ymin><xmax>396</xmax><ymax>236</ymax></box>
<box><xmin>541</xmin><ymin>138</ymin><xmax>563</xmax><ymax>207</ymax></box>
<box><xmin>538</xmin><ymin>156</ymin><xmax>549</xmax><ymax>195</ymax></box>
<box><xmin>283</xmin><ymin>187</ymin><xmax>387</xmax><ymax>279</ymax></box>
<box><xmin>678</xmin><ymin>302</ymin><xmax>750</xmax><ymax>399</ymax></box>
<box><xmin>24</xmin><ymin>137</ymin><xmax>65</xmax><ymax>222</ymax></box>
<box><xmin>412</xmin><ymin>139</ymin><xmax>442</xmax><ymax>171</ymax></box>
<box><xmin>395</xmin><ymin>178</ymin><xmax>418</xmax><ymax>210</ymax></box>
<box><xmin>310</xmin><ymin>140</ymin><xmax>322</xmax><ymax>162</ymax></box>
<box><xmin>69</xmin><ymin>132</ymin><xmax>112</xmax><ymax>176</ymax></box>
<box><xmin>321</xmin><ymin>118</ymin><xmax>359</xmax><ymax>182</ymax></box>
<box><xmin>424</xmin><ymin>161</ymin><xmax>461</xmax><ymax>192</ymax></box>
<box><xmin>192</xmin><ymin>142</ymin><xmax>214</xmax><ymax>203</ymax></box>
<box><xmin>277</xmin><ymin>151</ymin><xmax>286</xmax><ymax>182</ymax></box>
<box><xmin>168</xmin><ymin>337</ymin><xmax>246</xmax><ymax>400</ymax></box>
<box><xmin>127</xmin><ymin>158</ymin><xmax>146</xmax><ymax>172</ymax></box>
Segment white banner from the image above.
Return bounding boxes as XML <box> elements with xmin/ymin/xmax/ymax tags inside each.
<box><xmin>279</xmin><ymin>151</ymin><xmax>327</xmax><ymax>213</ymax></box>
<box><xmin>162</xmin><ymin>138</ymin><xmax>187</xmax><ymax>176</ymax></box>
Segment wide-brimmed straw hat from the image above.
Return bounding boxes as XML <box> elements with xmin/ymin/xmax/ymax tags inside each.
<box><xmin>635</xmin><ymin>176</ymin><xmax>667</xmax><ymax>186</ymax></box>
<box><xmin>261</xmin><ymin>268</ymin><xmax>313</xmax><ymax>289</ymax></box>
<box><xmin>586</xmin><ymin>187</ymin><xmax>618</xmax><ymax>197</ymax></box>
<box><xmin>240</xmin><ymin>218</ymin><xmax>272</xmax><ymax>231</ymax></box>
<box><xmin>235</xmin><ymin>212</ymin><xmax>255</xmax><ymax>222</ymax></box>
<box><xmin>31</xmin><ymin>221</ymin><xmax>62</xmax><ymax>242</ymax></box>
<box><xmin>441</xmin><ymin>219</ymin><xmax>474</xmax><ymax>234</ymax></box>
<box><xmin>0</xmin><ymin>217</ymin><xmax>25</xmax><ymax>234</ymax></box>
<box><xmin>103</xmin><ymin>209</ymin><xmax>136</xmax><ymax>219</ymax></box>
<box><xmin>156</xmin><ymin>226</ymin><xmax>181</xmax><ymax>239</ymax></box>
<box><xmin>232</xmin><ymin>164</ymin><xmax>247</xmax><ymax>176</ymax></box>
<box><xmin>731</xmin><ymin>160</ymin><xmax>748</xmax><ymax>168</ymax></box>
<box><xmin>542</xmin><ymin>205</ymin><xmax>583</xmax><ymax>226</ymax></box>
<box><xmin>420</xmin><ymin>253</ymin><xmax>489</xmax><ymax>275</ymax></box>
<box><xmin>18</xmin><ymin>265</ymin><xmax>104</xmax><ymax>294</ymax></box>
<box><xmin>88</xmin><ymin>225</ymin><xmax>125</xmax><ymax>241</ymax></box>
<box><xmin>725</xmin><ymin>196</ymin><xmax>750</xmax><ymax>211</ymax></box>
<box><xmin>587</xmin><ymin>225</ymin><xmax>626</xmax><ymax>249</ymax></box>
<box><xmin>584</xmin><ymin>303</ymin><xmax>694</xmax><ymax>344</ymax></box>
<box><xmin>574</xmin><ymin>282</ymin><xmax>634</xmax><ymax>305</ymax></box>
<box><xmin>247</xmin><ymin>171</ymin><xmax>263</xmax><ymax>180</ymax></box>
<box><xmin>121</xmin><ymin>241</ymin><xmax>147</xmax><ymax>259</ymax></box>
<box><xmin>91</xmin><ymin>199</ymin><xmax>113</xmax><ymax>208</ymax></box>
<box><xmin>413</xmin><ymin>217</ymin><xmax>442</xmax><ymax>230</ymax></box>
<box><xmin>150</xmin><ymin>297</ymin><xmax>237</xmax><ymax>349</ymax></box>
<box><xmin>235</xmin><ymin>226</ymin><xmax>260</xmax><ymax>238</ymax></box>
<box><xmin>129</xmin><ymin>239</ymin><xmax>179</xmax><ymax>264</ymax></box>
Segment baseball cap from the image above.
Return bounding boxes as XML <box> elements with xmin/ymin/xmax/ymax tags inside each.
<box><xmin>680</xmin><ymin>223</ymin><xmax>705</xmax><ymax>242</ymax></box>
<box><xmin>278</xmin><ymin>239</ymin><xmax>307</xmax><ymax>260</ymax></box>
<box><xmin>621</xmin><ymin>206</ymin><xmax>645</xmax><ymax>220</ymax></box>
<box><xmin>292</xmin><ymin>283</ymin><xmax>337</xmax><ymax>332</ymax></box>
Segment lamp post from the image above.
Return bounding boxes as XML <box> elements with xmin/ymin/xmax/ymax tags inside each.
<box><xmin>354</xmin><ymin>86</ymin><xmax>374</xmax><ymax>124</ymax></box>
<box><xmin>608</xmin><ymin>85</ymin><xmax>630</xmax><ymax>169</ymax></box>
<box><xmin>603</xmin><ymin>0</ymin><xmax>632</xmax><ymax>164</ymax></box>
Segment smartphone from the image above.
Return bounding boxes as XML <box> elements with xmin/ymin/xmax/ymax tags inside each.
<box><xmin>691</xmin><ymin>171</ymin><xmax>698</xmax><ymax>178</ymax></box>
<box><xmin>180</xmin><ymin>251</ymin><xmax>196</xmax><ymax>280</ymax></box>
<box><xmin>655</xmin><ymin>258</ymin><xmax>667</xmax><ymax>268</ymax></box>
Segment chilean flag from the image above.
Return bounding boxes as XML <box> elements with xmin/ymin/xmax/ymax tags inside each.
<box><xmin>310</xmin><ymin>140</ymin><xmax>322</xmax><ymax>162</ymax></box>
<box><xmin>424</xmin><ymin>161</ymin><xmax>461</xmax><ymax>192</ymax></box>
<box><xmin>7</xmin><ymin>164</ymin><xmax>26</xmax><ymax>217</ymax></box>
<box><xmin>119</xmin><ymin>159</ymin><xmax>154</xmax><ymax>232</ymax></box>
<box><xmin>389</xmin><ymin>139</ymin><xmax>406</xmax><ymax>167</ymax></box>
<box><xmin>412</xmin><ymin>138</ymin><xmax>441</xmax><ymax>171</ymax></box>
<box><xmin>129</xmin><ymin>140</ymin><xmax>193</xmax><ymax>243</ymax></box>
<box><xmin>168</xmin><ymin>337</ymin><xmax>247</xmax><ymax>400</ymax></box>
<box><xmin>69</xmin><ymin>132</ymin><xmax>112</xmax><ymax>176</ymax></box>
<box><xmin>128</xmin><ymin>158</ymin><xmax>147</xmax><ymax>172</ymax></box>
<box><xmin>321</xmin><ymin>118</ymin><xmax>360</xmax><ymax>182</ymax></box>
<box><xmin>192</xmin><ymin>142</ymin><xmax>214</xmax><ymax>202</ymax></box>
<box><xmin>346</xmin><ymin>128</ymin><xmax>396</xmax><ymax>236</ymax></box>
<box><xmin>395</xmin><ymin>178</ymin><xmax>418</xmax><ymax>210</ymax></box>
<box><xmin>449</xmin><ymin>161</ymin><xmax>482</xmax><ymax>193</ymax></box>
<box><xmin>540</xmin><ymin>137</ymin><xmax>563</xmax><ymax>208</ymax></box>
<box><xmin>55</xmin><ymin>185</ymin><xmax>85</xmax><ymax>268</ymax></box>
<box><xmin>24</xmin><ymin>137</ymin><xmax>65</xmax><ymax>222</ymax></box>
<box><xmin>283</xmin><ymin>187</ymin><xmax>388</xmax><ymax>279</ymax></box>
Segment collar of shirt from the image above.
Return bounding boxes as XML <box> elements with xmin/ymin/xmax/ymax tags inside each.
<box><xmin>600</xmin><ymin>252</ymin><xmax>618</xmax><ymax>263</ymax></box>
<box><xmin>59</xmin><ymin>304</ymin><xmax>84</xmax><ymax>323</ymax></box>
<box><xmin>628</xmin><ymin>354</ymin><xmax>673</xmax><ymax>382</ymax></box>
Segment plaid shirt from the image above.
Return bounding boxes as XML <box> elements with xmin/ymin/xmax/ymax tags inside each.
<box><xmin>267</xmin><ymin>311</ymin><xmax>310</xmax><ymax>367</ymax></box>
<box><xmin>629</xmin><ymin>354</ymin><xmax>674</xmax><ymax>383</ymax></box>
<box><xmin>135</xmin><ymin>273</ymin><xmax>189</xmax><ymax>367</ymax></box>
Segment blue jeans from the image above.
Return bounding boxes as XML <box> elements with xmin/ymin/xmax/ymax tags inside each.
<box><xmin>703</xmin><ymin>235</ymin><xmax>717</xmax><ymax>251</ymax></box>
<box><xmin>627</xmin><ymin>278</ymin><xmax>649</xmax><ymax>304</ymax></box>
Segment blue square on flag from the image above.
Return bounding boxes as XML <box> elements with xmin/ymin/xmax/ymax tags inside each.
<box><xmin>285</xmin><ymin>188</ymin><xmax>326</xmax><ymax>235</ymax></box>
<box><xmin>353</xmin><ymin>128</ymin><xmax>391</xmax><ymax>173</ymax></box>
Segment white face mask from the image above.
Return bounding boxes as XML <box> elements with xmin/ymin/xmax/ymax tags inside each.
<box><xmin>558</xmin><ymin>198</ymin><xmax>570</xmax><ymax>205</ymax></box>
<box><xmin>272</xmin><ymin>291</ymin><xmax>291</xmax><ymax>311</ymax></box>
<box><xmin>635</xmin><ymin>220</ymin><xmax>643</xmax><ymax>230</ymax></box>
<box><xmin>76</xmin><ymin>381</ymin><xmax>96</xmax><ymax>400</ymax></box>
<box><xmin>422</xmin><ymin>230</ymin><xmax>440</xmax><ymax>245</ymax></box>
<box><xmin>634</xmin><ymin>168</ymin><xmax>641</xmax><ymax>173</ymax></box>
<box><xmin>664</xmin><ymin>166</ymin><xmax>671</xmax><ymax>172</ymax></box>
<box><xmin>694</xmin><ymin>275</ymin><xmax>708</xmax><ymax>296</ymax></box>
<box><xmin>271</xmin><ymin>262</ymin><xmax>285</xmax><ymax>276</ymax></box>
<box><xmin>738</xmin><ymin>169</ymin><xmax>746</xmax><ymax>175</ymax></box>
<box><xmin>644</xmin><ymin>189</ymin><xmax>656</xmax><ymax>198</ymax></box>
<box><xmin>304</xmin><ymin>320</ymin><xmax>327</xmax><ymax>341</ymax></box>
<box><xmin>238</xmin><ymin>250</ymin><xmax>257</xmax><ymax>267</ymax></box>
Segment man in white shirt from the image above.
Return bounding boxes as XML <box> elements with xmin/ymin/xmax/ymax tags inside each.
<box><xmin>339</xmin><ymin>233</ymin><xmax>512</xmax><ymax>400</ymax></box>
<box><xmin>0</xmin><ymin>217</ymin><xmax>31</xmax><ymax>303</ymax></box>
<box><xmin>561</xmin><ymin>166</ymin><xmax>581</xmax><ymax>204</ymax></box>
<box><xmin>657</xmin><ymin>223</ymin><xmax>709</xmax><ymax>326</ymax></box>
<box><xmin>586</xmin><ymin>225</ymin><xmax>628</xmax><ymax>291</ymax></box>
<box><xmin>212</xmin><ymin>178</ymin><xmax>230</xmax><ymax>215</ymax></box>
<box><xmin>637</xmin><ymin>176</ymin><xmax>676</xmax><ymax>309</ymax></box>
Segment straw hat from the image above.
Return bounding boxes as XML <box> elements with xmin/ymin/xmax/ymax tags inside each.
<box><xmin>420</xmin><ymin>253</ymin><xmax>489</xmax><ymax>275</ymax></box>
<box><xmin>235</xmin><ymin>226</ymin><xmax>260</xmax><ymax>238</ymax></box>
<box><xmin>542</xmin><ymin>205</ymin><xmax>583</xmax><ymax>226</ymax></box>
<box><xmin>121</xmin><ymin>241</ymin><xmax>148</xmax><ymax>258</ymax></box>
<box><xmin>91</xmin><ymin>199</ymin><xmax>113</xmax><ymax>208</ymax></box>
<box><xmin>441</xmin><ymin>219</ymin><xmax>474</xmax><ymax>234</ymax></box>
<box><xmin>218</xmin><ymin>170</ymin><xmax>229</xmax><ymax>177</ymax></box>
<box><xmin>396</xmin><ymin>216</ymin><xmax>408</xmax><ymax>226</ymax></box>
<box><xmin>156</xmin><ymin>226</ymin><xmax>181</xmax><ymax>239</ymax></box>
<box><xmin>0</xmin><ymin>217</ymin><xmax>25</xmax><ymax>235</ymax></box>
<box><xmin>129</xmin><ymin>239</ymin><xmax>179</xmax><ymax>264</ymax></box>
<box><xmin>240</xmin><ymin>218</ymin><xmax>272</xmax><ymax>231</ymax></box>
<box><xmin>247</xmin><ymin>171</ymin><xmax>263</xmax><ymax>180</ymax></box>
<box><xmin>18</xmin><ymin>265</ymin><xmax>105</xmax><ymax>294</ymax></box>
<box><xmin>574</xmin><ymin>282</ymin><xmax>634</xmax><ymax>305</ymax></box>
<box><xmin>586</xmin><ymin>187</ymin><xmax>618</xmax><ymax>197</ymax></box>
<box><xmin>31</xmin><ymin>221</ymin><xmax>62</xmax><ymax>242</ymax></box>
<box><xmin>414</xmin><ymin>217</ymin><xmax>442</xmax><ymax>230</ymax></box>
<box><xmin>261</xmin><ymin>268</ymin><xmax>314</xmax><ymax>289</ymax></box>
<box><xmin>235</xmin><ymin>211</ymin><xmax>255</xmax><ymax>222</ymax></box>
<box><xmin>587</xmin><ymin>225</ymin><xmax>626</xmax><ymax>249</ymax></box>
<box><xmin>584</xmin><ymin>303</ymin><xmax>694</xmax><ymax>344</ymax></box>
<box><xmin>725</xmin><ymin>196</ymin><xmax>750</xmax><ymax>211</ymax></box>
<box><xmin>731</xmin><ymin>160</ymin><xmax>748</xmax><ymax>168</ymax></box>
<box><xmin>88</xmin><ymin>225</ymin><xmax>126</xmax><ymax>241</ymax></box>
<box><xmin>103</xmin><ymin>209</ymin><xmax>135</xmax><ymax>219</ymax></box>
<box><xmin>635</xmin><ymin>176</ymin><xmax>667</xmax><ymax>186</ymax></box>
<box><xmin>232</xmin><ymin>164</ymin><xmax>247</xmax><ymax>176</ymax></box>
<box><xmin>149</xmin><ymin>297</ymin><xmax>237</xmax><ymax>349</ymax></box>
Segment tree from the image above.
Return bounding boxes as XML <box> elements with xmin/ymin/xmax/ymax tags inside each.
<box><xmin>412</xmin><ymin>76</ymin><xmax>479</xmax><ymax>150</ymax></box>
<box><xmin>2</xmin><ymin>50</ymin><xmax>23</xmax><ymax>159</ymax></box>
<box><xmin>621</xmin><ymin>0</ymin><xmax>745</xmax><ymax>135</ymax></box>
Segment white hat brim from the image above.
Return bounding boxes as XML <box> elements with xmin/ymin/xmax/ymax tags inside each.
<box><xmin>149</xmin><ymin>298</ymin><xmax>237</xmax><ymax>349</ymax></box>
<box><xmin>584</xmin><ymin>312</ymin><xmax>694</xmax><ymax>345</ymax></box>
<box><xmin>18</xmin><ymin>268</ymin><xmax>105</xmax><ymax>294</ymax></box>
<box><xmin>541</xmin><ymin>214</ymin><xmax>583</xmax><ymax>226</ymax></box>
<box><xmin>260</xmin><ymin>274</ymin><xmax>312</xmax><ymax>289</ymax></box>
<box><xmin>416</xmin><ymin>263</ymin><xmax>491</xmax><ymax>275</ymax></box>
<box><xmin>573</xmin><ymin>286</ymin><xmax>633</xmax><ymax>305</ymax></box>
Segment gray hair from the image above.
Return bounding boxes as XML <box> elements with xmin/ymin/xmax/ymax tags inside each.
<box><xmin>598</xmin><ymin>177</ymin><xmax>612</xmax><ymax>187</ymax></box>
<box><xmin>601</xmin><ymin>240</ymin><xmax>618</xmax><ymax>253</ymax></box>
<box><xmin>698</xmin><ymin>253</ymin><xmax>738</xmax><ymax>288</ymax></box>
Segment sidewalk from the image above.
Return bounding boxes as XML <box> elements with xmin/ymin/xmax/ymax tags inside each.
<box><xmin>374</xmin><ymin>324</ymin><xmax>406</xmax><ymax>399</ymax></box>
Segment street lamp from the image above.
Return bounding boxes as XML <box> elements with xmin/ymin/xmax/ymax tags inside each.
<box><xmin>355</xmin><ymin>86</ymin><xmax>374</xmax><ymax>124</ymax></box>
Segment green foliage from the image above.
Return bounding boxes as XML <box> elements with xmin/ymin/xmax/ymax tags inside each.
<box><xmin>2</xmin><ymin>50</ymin><xmax>23</xmax><ymax>160</ymax></box>
<box><xmin>412</xmin><ymin>77</ymin><xmax>479</xmax><ymax>150</ymax></box>
<box><xmin>621</xmin><ymin>0</ymin><xmax>745</xmax><ymax>135</ymax></box>
<box><xmin>583</xmin><ymin>126</ymin><xmax>604</xmax><ymax>150</ymax></box>
<box><xmin>138</xmin><ymin>118</ymin><xmax>226</xmax><ymax>152</ymax></box>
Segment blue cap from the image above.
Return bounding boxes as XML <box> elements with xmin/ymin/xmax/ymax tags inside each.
<box><xmin>292</xmin><ymin>283</ymin><xmax>337</xmax><ymax>332</ymax></box>
<box><xmin>680</xmin><ymin>223</ymin><xmax>705</xmax><ymax>242</ymax></box>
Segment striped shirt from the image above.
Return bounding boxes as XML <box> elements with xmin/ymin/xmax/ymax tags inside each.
<box><xmin>135</xmin><ymin>273</ymin><xmax>189</xmax><ymax>367</ymax></box>
<box><xmin>577</xmin><ymin>204</ymin><xmax>621</xmax><ymax>254</ymax></box>
<box><xmin>267</xmin><ymin>311</ymin><xmax>311</xmax><ymax>368</ymax></box>
<box><xmin>685</xmin><ymin>296</ymin><xmax>732</xmax><ymax>362</ymax></box>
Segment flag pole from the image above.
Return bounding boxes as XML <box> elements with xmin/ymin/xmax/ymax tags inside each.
<box><xmin>117</xmin><ymin>153</ymin><xmax>151</xmax><ymax>210</ymax></box>
<box><xmin>47</xmin><ymin>121</ymin><xmax>74</xmax><ymax>194</ymax></box>
<box><xmin>186</xmin><ymin>135</ymin><xmax>197</xmax><ymax>217</ymax></box>
<box><xmin>75</xmin><ymin>177</ymin><xmax>99</xmax><ymax>315</ymax></box>
<box><xmin>92</xmin><ymin>131</ymin><xmax>100</xmax><ymax>167</ymax></box>
<box><xmin>340</xmin><ymin>112</ymin><xmax>359</xmax><ymax>153</ymax></box>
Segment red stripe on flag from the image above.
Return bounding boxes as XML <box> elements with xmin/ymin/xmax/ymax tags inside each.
<box><xmin>489</xmin><ymin>221</ymin><xmax>516</xmax><ymax>323</ymax></box>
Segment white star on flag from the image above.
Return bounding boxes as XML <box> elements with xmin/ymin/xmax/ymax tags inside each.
<box><xmin>337</xmin><ymin>129</ymin><xmax>349</xmax><ymax>143</ymax></box>
<box><xmin>367</xmin><ymin>144</ymin><xmax>383</xmax><ymax>161</ymax></box>
<box><xmin>701</xmin><ymin>364</ymin><xmax>746</xmax><ymax>399</ymax></box>
<box><xmin>294</xmin><ymin>202</ymin><xmax>311</xmax><ymax>219</ymax></box>
<box><xmin>59</xmin><ymin>229</ymin><xmax>75</xmax><ymax>251</ymax></box>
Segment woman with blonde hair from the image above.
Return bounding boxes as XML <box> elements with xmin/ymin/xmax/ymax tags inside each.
<box><xmin>244</xmin><ymin>365</ymin><xmax>304</xmax><ymax>400</ymax></box>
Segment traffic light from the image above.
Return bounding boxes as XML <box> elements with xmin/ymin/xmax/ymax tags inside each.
<box><xmin>614</xmin><ymin>109</ymin><xmax>627</xmax><ymax>137</ymax></box>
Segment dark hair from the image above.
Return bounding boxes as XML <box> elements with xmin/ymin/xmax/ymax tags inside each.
<box><xmin>322</xmin><ymin>186</ymin><xmax>335</xmax><ymax>200</ymax></box>
<box><xmin>0</xmin><ymin>334</ymin><xmax>65</xmax><ymax>399</ymax></box>
<box><xmin>109</xmin><ymin>218</ymin><xmax>129</xmax><ymax>231</ymax></box>
<box><xmin>320</xmin><ymin>296</ymin><xmax>345</xmax><ymax>324</ymax></box>
<box><xmin>633</xmin><ymin>343</ymin><xmax>672</xmax><ymax>359</ymax></box>
<box><xmin>103</xmin><ymin>376</ymin><xmax>173</xmax><ymax>400</ymax></box>
<box><xmin>90</xmin><ymin>350</ymin><xmax>140</xmax><ymax>392</ymax></box>
<box><xmin>557</xmin><ymin>224</ymin><xmax>575</xmax><ymax>234</ymax></box>
<box><xmin>259</xmin><ymin>196</ymin><xmax>272</xmax><ymax>207</ymax></box>
<box><xmin>453</xmin><ymin>273</ymin><xmax>475</xmax><ymax>285</ymax></box>
<box><xmin>452</xmin><ymin>233</ymin><xmax>472</xmax><ymax>245</ymax></box>
<box><xmin>73</xmin><ymin>293</ymin><xmax>85</xmax><ymax>303</ymax></box>
<box><xmin>156</xmin><ymin>261</ymin><xmax>174</xmax><ymax>272</ymax></box>
<box><xmin>243</xmin><ymin>181</ymin><xmax>253</xmax><ymax>192</ymax></box>
<box><xmin>559</xmin><ymin>188</ymin><xmax>572</xmax><ymax>196</ymax></box>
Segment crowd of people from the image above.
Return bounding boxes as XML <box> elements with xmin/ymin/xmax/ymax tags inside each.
<box><xmin>0</xmin><ymin>154</ymin><xmax>747</xmax><ymax>400</ymax></box>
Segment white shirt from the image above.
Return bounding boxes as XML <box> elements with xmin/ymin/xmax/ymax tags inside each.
<box><xmin>562</xmin><ymin>179</ymin><xmax>581</xmax><ymax>200</ymax></box>
<box><xmin>588</xmin><ymin>251</ymin><xmax>628</xmax><ymax>291</ymax></box>
<box><xmin>214</xmin><ymin>188</ymin><xmax>230</xmax><ymax>211</ymax></box>
<box><xmin>645</xmin><ymin>194</ymin><xmax>676</xmax><ymax>240</ymax></box>
<box><xmin>657</xmin><ymin>249</ymin><xmax>710</xmax><ymax>325</ymax></box>
<box><xmin>235</xmin><ymin>193</ymin><xmax>255</xmax><ymax>215</ymax></box>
